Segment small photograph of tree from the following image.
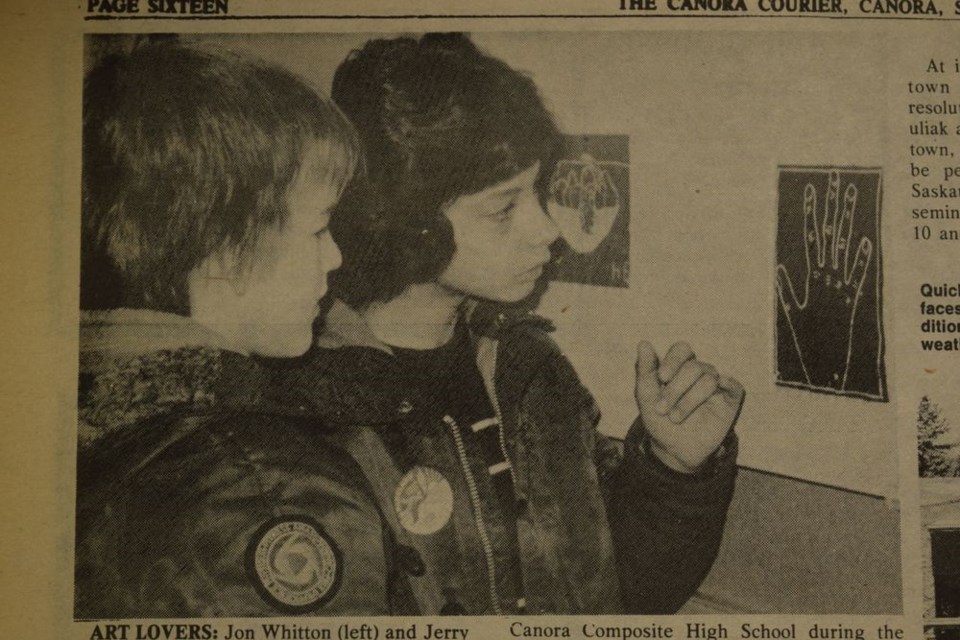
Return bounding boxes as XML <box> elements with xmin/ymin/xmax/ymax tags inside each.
<box><xmin>918</xmin><ymin>396</ymin><xmax>960</xmax><ymax>478</ymax></box>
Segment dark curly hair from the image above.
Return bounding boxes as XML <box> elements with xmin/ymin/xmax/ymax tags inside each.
<box><xmin>81</xmin><ymin>40</ymin><xmax>358</xmax><ymax>314</ymax></box>
<box><xmin>329</xmin><ymin>33</ymin><xmax>562</xmax><ymax>309</ymax></box>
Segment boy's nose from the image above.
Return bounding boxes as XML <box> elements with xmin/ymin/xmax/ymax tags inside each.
<box><xmin>526</xmin><ymin>201</ymin><xmax>561</xmax><ymax>247</ymax></box>
<box><xmin>323</xmin><ymin>233</ymin><xmax>343</xmax><ymax>272</ymax></box>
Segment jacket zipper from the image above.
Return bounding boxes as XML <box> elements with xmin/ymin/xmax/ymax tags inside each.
<box><xmin>442</xmin><ymin>414</ymin><xmax>503</xmax><ymax>615</ymax></box>
<box><xmin>487</xmin><ymin>348</ymin><xmax>517</xmax><ymax>489</ymax></box>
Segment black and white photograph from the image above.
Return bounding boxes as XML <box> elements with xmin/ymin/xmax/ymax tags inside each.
<box><xmin>70</xmin><ymin>31</ymin><xmax>906</xmax><ymax>620</ymax></box>
<box><xmin>922</xmin><ymin>482</ymin><xmax>960</xmax><ymax>640</ymax></box>
<box><xmin>919</xmin><ymin>395</ymin><xmax>960</xmax><ymax>478</ymax></box>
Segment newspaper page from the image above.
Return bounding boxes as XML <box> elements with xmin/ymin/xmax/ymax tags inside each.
<box><xmin>2</xmin><ymin>1</ymin><xmax>959</xmax><ymax>639</ymax></box>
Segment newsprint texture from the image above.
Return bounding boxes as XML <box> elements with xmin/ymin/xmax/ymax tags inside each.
<box><xmin>2</xmin><ymin>2</ymin><xmax>960</xmax><ymax>640</ymax></box>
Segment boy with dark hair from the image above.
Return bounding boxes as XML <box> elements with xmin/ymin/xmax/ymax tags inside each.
<box><xmin>283</xmin><ymin>33</ymin><xmax>744</xmax><ymax>615</ymax></box>
<box><xmin>327</xmin><ymin>33</ymin><xmax>560</xmax><ymax>310</ymax></box>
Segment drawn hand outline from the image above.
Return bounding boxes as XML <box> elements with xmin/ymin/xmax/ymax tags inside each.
<box><xmin>775</xmin><ymin>170</ymin><xmax>873</xmax><ymax>391</ymax></box>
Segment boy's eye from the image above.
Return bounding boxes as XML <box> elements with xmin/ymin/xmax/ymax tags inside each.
<box><xmin>489</xmin><ymin>202</ymin><xmax>515</xmax><ymax>222</ymax></box>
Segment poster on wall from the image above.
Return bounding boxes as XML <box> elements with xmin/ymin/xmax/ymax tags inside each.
<box><xmin>774</xmin><ymin>166</ymin><xmax>886</xmax><ymax>402</ymax></box>
<box><xmin>547</xmin><ymin>134</ymin><xmax>630</xmax><ymax>288</ymax></box>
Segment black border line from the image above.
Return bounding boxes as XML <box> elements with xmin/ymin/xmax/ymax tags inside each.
<box><xmin>83</xmin><ymin>12</ymin><xmax>959</xmax><ymax>21</ymax></box>
<box><xmin>737</xmin><ymin>464</ymin><xmax>892</xmax><ymax>499</ymax></box>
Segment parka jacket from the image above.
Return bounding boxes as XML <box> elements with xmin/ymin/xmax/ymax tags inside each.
<box><xmin>276</xmin><ymin>300</ymin><xmax>739</xmax><ymax>615</ymax></box>
<box><xmin>75</xmin><ymin>310</ymin><xmax>392</xmax><ymax>617</ymax></box>
<box><xmin>74</xmin><ymin>305</ymin><xmax>737</xmax><ymax>618</ymax></box>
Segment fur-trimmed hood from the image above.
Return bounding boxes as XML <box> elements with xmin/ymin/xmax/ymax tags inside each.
<box><xmin>78</xmin><ymin>309</ymin><xmax>271</xmax><ymax>445</ymax></box>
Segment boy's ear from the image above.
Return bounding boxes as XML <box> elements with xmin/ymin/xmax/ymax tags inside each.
<box><xmin>192</xmin><ymin>243</ymin><xmax>250</xmax><ymax>298</ymax></box>
<box><xmin>199</xmin><ymin>243</ymin><xmax>245</xmax><ymax>280</ymax></box>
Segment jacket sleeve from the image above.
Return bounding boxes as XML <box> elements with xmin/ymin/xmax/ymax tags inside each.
<box><xmin>529</xmin><ymin>330</ymin><xmax>737</xmax><ymax>615</ymax></box>
<box><xmin>75</xmin><ymin>413</ymin><xmax>391</xmax><ymax>618</ymax></box>
<box><xmin>593</xmin><ymin>407</ymin><xmax>738</xmax><ymax>614</ymax></box>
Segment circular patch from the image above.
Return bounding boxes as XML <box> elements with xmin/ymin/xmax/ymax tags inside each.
<box><xmin>394</xmin><ymin>466</ymin><xmax>454</xmax><ymax>535</ymax></box>
<box><xmin>245</xmin><ymin>516</ymin><xmax>342</xmax><ymax>613</ymax></box>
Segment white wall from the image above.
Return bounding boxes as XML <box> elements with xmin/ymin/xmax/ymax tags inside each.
<box><xmin>478</xmin><ymin>31</ymin><xmax>895</xmax><ymax>496</ymax></box>
<box><xmin>193</xmin><ymin>31</ymin><xmax>898</xmax><ymax>496</ymax></box>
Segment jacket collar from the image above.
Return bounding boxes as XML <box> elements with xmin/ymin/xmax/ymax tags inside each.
<box><xmin>314</xmin><ymin>299</ymin><xmax>395</xmax><ymax>354</ymax></box>
<box><xmin>78</xmin><ymin>308</ymin><xmax>278</xmax><ymax>444</ymax></box>
<box><xmin>281</xmin><ymin>299</ymin><xmax>560</xmax><ymax>428</ymax></box>
<box><xmin>80</xmin><ymin>308</ymin><xmax>237</xmax><ymax>375</ymax></box>
<box><xmin>276</xmin><ymin>300</ymin><xmax>423</xmax><ymax>426</ymax></box>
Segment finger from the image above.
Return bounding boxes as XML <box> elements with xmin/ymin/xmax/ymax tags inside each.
<box><xmin>718</xmin><ymin>374</ymin><xmax>746</xmax><ymax>404</ymax></box>
<box><xmin>717</xmin><ymin>374</ymin><xmax>746</xmax><ymax>424</ymax></box>
<box><xmin>635</xmin><ymin>341</ymin><xmax>662</xmax><ymax>406</ymax></box>
<box><xmin>802</xmin><ymin>183</ymin><xmax>820</xmax><ymax>272</ymax></box>
<box><xmin>668</xmin><ymin>371</ymin><xmax>720</xmax><ymax>424</ymax></box>
<box><xmin>776</xmin><ymin>263</ymin><xmax>803</xmax><ymax>313</ymax></box>
<box><xmin>775</xmin><ymin>266</ymin><xmax>811</xmax><ymax>385</ymax></box>
<box><xmin>569</xmin><ymin>176</ymin><xmax>583</xmax><ymax>210</ymax></box>
<box><xmin>590</xmin><ymin>170</ymin><xmax>606</xmax><ymax>209</ymax></box>
<box><xmin>586</xmin><ymin>184</ymin><xmax>597</xmax><ymax>212</ymax></box>
<box><xmin>848</xmin><ymin>236</ymin><xmax>873</xmax><ymax>295</ymax></box>
<box><xmin>824</xmin><ymin>170</ymin><xmax>841</xmax><ymax>268</ymax></box>
<box><xmin>657</xmin><ymin>341</ymin><xmax>695</xmax><ymax>384</ymax></box>
<box><xmin>604</xmin><ymin>168</ymin><xmax>619</xmax><ymax>208</ymax></box>
<box><xmin>836</xmin><ymin>182</ymin><xmax>858</xmax><ymax>280</ymax></box>
<box><xmin>579</xmin><ymin>167</ymin><xmax>595</xmax><ymax>205</ymax></box>
<box><xmin>550</xmin><ymin>173</ymin><xmax>566</xmax><ymax>202</ymax></box>
<box><xmin>657</xmin><ymin>360</ymin><xmax>717</xmax><ymax>415</ymax></box>
<box><xmin>550</xmin><ymin>176</ymin><xmax>566</xmax><ymax>207</ymax></box>
<box><xmin>561</xmin><ymin>170</ymin><xmax>577</xmax><ymax>207</ymax></box>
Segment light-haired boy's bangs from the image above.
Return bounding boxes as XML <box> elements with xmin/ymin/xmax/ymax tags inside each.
<box><xmin>315</xmin><ymin>132</ymin><xmax>359</xmax><ymax>199</ymax></box>
<box><xmin>301</xmin><ymin>101</ymin><xmax>360</xmax><ymax>200</ymax></box>
<box><xmin>237</xmin><ymin>119</ymin><xmax>358</xmax><ymax>276</ymax></box>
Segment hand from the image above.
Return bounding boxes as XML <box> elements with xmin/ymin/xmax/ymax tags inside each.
<box><xmin>775</xmin><ymin>170</ymin><xmax>872</xmax><ymax>391</ymax></box>
<box><xmin>547</xmin><ymin>153</ymin><xmax>620</xmax><ymax>254</ymax></box>
<box><xmin>634</xmin><ymin>341</ymin><xmax>745</xmax><ymax>473</ymax></box>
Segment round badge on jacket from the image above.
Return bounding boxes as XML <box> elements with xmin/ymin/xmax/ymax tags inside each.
<box><xmin>394</xmin><ymin>466</ymin><xmax>454</xmax><ymax>535</ymax></box>
<box><xmin>245</xmin><ymin>516</ymin><xmax>342</xmax><ymax>613</ymax></box>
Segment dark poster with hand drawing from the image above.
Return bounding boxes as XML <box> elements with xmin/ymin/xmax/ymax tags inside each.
<box><xmin>774</xmin><ymin>166</ymin><xmax>886</xmax><ymax>402</ymax></box>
